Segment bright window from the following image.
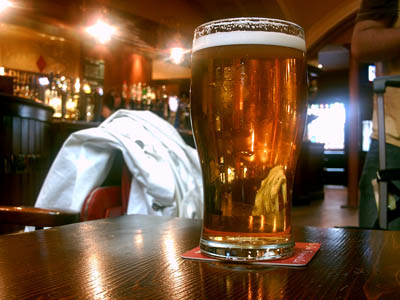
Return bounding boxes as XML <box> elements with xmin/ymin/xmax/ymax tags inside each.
<box><xmin>307</xmin><ymin>102</ymin><xmax>346</xmax><ymax>150</ymax></box>
<box><xmin>368</xmin><ymin>65</ymin><xmax>376</xmax><ymax>82</ymax></box>
<box><xmin>362</xmin><ymin>120</ymin><xmax>373</xmax><ymax>152</ymax></box>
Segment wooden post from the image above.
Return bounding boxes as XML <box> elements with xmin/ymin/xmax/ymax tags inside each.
<box><xmin>346</xmin><ymin>54</ymin><xmax>360</xmax><ymax>208</ymax></box>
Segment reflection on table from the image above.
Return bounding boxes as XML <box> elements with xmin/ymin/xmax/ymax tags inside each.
<box><xmin>0</xmin><ymin>215</ymin><xmax>399</xmax><ymax>299</ymax></box>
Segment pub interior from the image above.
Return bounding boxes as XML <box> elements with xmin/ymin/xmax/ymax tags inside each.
<box><xmin>0</xmin><ymin>1</ymin><xmax>399</xmax><ymax>299</ymax></box>
<box><xmin>0</xmin><ymin>0</ymin><xmax>367</xmax><ymax>231</ymax></box>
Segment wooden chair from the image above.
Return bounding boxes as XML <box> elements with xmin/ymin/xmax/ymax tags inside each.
<box><xmin>0</xmin><ymin>152</ymin><xmax>132</xmax><ymax>233</ymax></box>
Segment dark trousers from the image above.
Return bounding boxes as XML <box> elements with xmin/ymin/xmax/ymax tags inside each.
<box><xmin>359</xmin><ymin>139</ymin><xmax>400</xmax><ymax>229</ymax></box>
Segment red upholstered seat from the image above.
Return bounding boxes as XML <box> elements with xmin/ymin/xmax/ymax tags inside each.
<box><xmin>80</xmin><ymin>164</ymin><xmax>131</xmax><ymax>221</ymax></box>
<box><xmin>81</xmin><ymin>186</ymin><xmax>123</xmax><ymax>221</ymax></box>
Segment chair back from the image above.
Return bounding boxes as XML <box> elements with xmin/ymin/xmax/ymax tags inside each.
<box><xmin>80</xmin><ymin>162</ymin><xmax>132</xmax><ymax>221</ymax></box>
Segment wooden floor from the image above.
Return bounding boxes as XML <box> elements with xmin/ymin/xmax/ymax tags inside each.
<box><xmin>292</xmin><ymin>185</ymin><xmax>358</xmax><ymax>228</ymax></box>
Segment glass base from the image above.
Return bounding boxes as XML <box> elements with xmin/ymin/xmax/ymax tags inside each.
<box><xmin>200</xmin><ymin>237</ymin><xmax>295</xmax><ymax>261</ymax></box>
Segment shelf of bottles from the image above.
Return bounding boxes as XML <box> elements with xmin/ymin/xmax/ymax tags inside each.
<box><xmin>123</xmin><ymin>81</ymin><xmax>164</xmax><ymax>115</ymax></box>
<box><xmin>0</xmin><ymin>67</ymin><xmax>102</xmax><ymax>122</ymax></box>
<box><xmin>122</xmin><ymin>81</ymin><xmax>191</xmax><ymax>131</ymax></box>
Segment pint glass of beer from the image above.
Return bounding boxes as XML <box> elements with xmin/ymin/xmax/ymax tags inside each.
<box><xmin>190</xmin><ymin>18</ymin><xmax>307</xmax><ymax>260</ymax></box>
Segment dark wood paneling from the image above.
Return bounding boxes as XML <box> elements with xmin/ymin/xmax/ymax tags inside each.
<box><xmin>12</xmin><ymin>117</ymin><xmax>21</xmax><ymax>155</ymax></box>
<box><xmin>20</xmin><ymin>118</ymin><xmax>29</xmax><ymax>154</ymax></box>
<box><xmin>28</xmin><ymin>119</ymin><xmax>35</xmax><ymax>154</ymax></box>
<box><xmin>34</xmin><ymin>120</ymin><xmax>41</xmax><ymax>153</ymax></box>
<box><xmin>2</xmin><ymin>115</ymin><xmax>12</xmax><ymax>154</ymax></box>
<box><xmin>0</xmin><ymin>94</ymin><xmax>54</xmax><ymax>233</ymax></box>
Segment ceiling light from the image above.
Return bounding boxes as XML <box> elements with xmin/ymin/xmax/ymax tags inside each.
<box><xmin>317</xmin><ymin>64</ymin><xmax>323</xmax><ymax>69</ymax></box>
<box><xmin>170</xmin><ymin>47</ymin><xmax>185</xmax><ymax>64</ymax></box>
<box><xmin>0</xmin><ymin>0</ymin><xmax>11</xmax><ymax>13</ymax></box>
<box><xmin>86</xmin><ymin>19</ymin><xmax>116</xmax><ymax>44</ymax></box>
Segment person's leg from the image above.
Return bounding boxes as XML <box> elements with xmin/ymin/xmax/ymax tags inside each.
<box><xmin>359</xmin><ymin>139</ymin><xmax>379</xmax><ymax>228</ymax></box>
<box><xmin>359</xmin><ymin>139</ymin><xmax>400</xmax><ymax>229</ymax></box>
<box><xmin>386</xmin><ymin>143</ymin><xmax>400</xmax><ymax>229</ymax></box>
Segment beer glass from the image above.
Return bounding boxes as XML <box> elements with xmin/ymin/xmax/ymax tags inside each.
<box><xmin>190</xmin><ymin>18</ymin><xmax>308</xmax><ymax>260</ymax></box>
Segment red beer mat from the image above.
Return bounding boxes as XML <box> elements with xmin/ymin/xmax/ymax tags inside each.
<box><xmin>181</xmin><ymin>242</ymin><xmax>320</xmax><ymax>267</ymax></box>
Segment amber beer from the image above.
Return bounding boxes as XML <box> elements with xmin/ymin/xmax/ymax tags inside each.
<box><xmin>190</xmin><ymin>18</ymin><xmax>308</xmax><ymax>260</ymax></box>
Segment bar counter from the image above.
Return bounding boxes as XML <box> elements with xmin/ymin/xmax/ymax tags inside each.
<box><xmin>0</xmin><ymin>93</ymin><xmax>54</xmax><ymax>233</ymax></box>
<box><xmin>0</xmin><ymin>214</ymin><xmax>399</xmax><ymax>299</ymax></box>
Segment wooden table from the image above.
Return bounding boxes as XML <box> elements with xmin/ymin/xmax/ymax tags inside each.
<box><xmin>0</xmin><ymin>215</ymin><xmax>399</xmax><ymax>299</ymax></box>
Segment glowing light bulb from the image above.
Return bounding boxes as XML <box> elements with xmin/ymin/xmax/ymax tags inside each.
<box><xmin>86</xmin><ymin>19</ymin><xmax>116</xmax><ymax>44</ymax></box>
<box><xmin>170</xmin><ymin>47</ymin><xmax>185</xmax><ymax>64</ymax></box>
<box><xmin>168</xmin><ymin>96</ymin><xmax>179</xmax><ymax>112</ymax></box>
<box><xmin>39</xmin><ymin>77</ymin><xmax>50</xmax><ymax>86</ymax></box>
<box><xmin>0</xmin><ymin>0</ymin><xmax>11</xmax><ymax>13</ymax></box>
<box><xmin>83</xmin><ymin>83</ymin><xmax>91</xmax><ymax>94</ymax></box>
<box><xmin>74</xmin><ymin>78</ymin><xmax>81</xmax><ymax>93</ymax></box>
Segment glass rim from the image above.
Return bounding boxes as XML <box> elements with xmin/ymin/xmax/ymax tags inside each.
<box><xmin>194</xmin><ymin>17</ymin><xmax>304</xmax><ymax>41</ymax></box>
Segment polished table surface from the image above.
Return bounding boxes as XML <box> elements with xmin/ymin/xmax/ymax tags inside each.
<box><xmin>0</xmin><ymin>215</ymin><xmax>399</xmax><ymax>300</ymax></box>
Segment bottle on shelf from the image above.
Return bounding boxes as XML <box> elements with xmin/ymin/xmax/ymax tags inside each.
<box><xmin>65</xmin><ymin>79</ymin><xmax>79</xmax><ymax>120</ymax></box>
<box><xmin>122</xmin><ymin>80</ymin><xmax>129</xmax><ymax>108</ymax></box>
<box><xmin>13</xmin><ymin>70</ymin><xmax>20</xmax><ymax>96</ymax></box>
<box><xmin>19</xmin><ymin>72</ymin><xmax>26</xmax><ymax>97</ymax></box>
<box><xmin>74</xmin><ymin>78</ymin><xmax>83</xmax><ymax>120</ymax></box>
<box><xmin>136</xmin><ymin>82</ymin><xmax>142</xmax><ymax>109</ymax></box>
<box><xmin>141</xmin><ymin>83</ymin><xmax>148</xmax><ymax>110</ymax></box>
<box><xmin>86</xmin><ymin>97</ymin><xmax>95</xmax><ymax>122</ymax></box>
<box><xmin>29</xmin><ymin>75</ymin><xmax>37</xmax><ymax>100</ymax></box>
<box><xmin>3</xmin><ymin>67</ymin><xmax>103</xmax><ymax>122</ymax></box>
<box><xmin>161</xmin><ymin>85</ymin><xmax>169</xmax><ymax>120</ymax></box>
<box><xmin>44</xmin><ymin>81</ymin><xmax>51</xmax><ymax>105</ymax></box>
<box><xmin>48</xmin><ymin>79</ymin><xmax>62</xmax><ymax>118</ymax></box>
<box><xmin>148</xmin><ymin>87</ymin><xmax>156</xmax><ymax>111</ymax></box>
<box><xmin>152</xmin><ymin>86</ymin><xmax>164</xmax><ymax>118</ymax></box>
<box><xmin>130</xmin><ymin>83</ymin><xmax>137</xmax><ymax>109</ymax></box>
<box><xmin>145</xmin><ymin>86</ymin><xmax>152</xmax><ymax>110</ymax></box>
<box><xmin>83</xmin><ymin>80</ymin><xmax>94</xmax><ymax>122</ymax></box>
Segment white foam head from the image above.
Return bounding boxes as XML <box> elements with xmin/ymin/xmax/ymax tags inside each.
<box><xmin>193</xmin><ymin>31</ymin><xmax>306</xmax><ymax>53</ymax></box>
<box><xmin>192</xmin><ymin>18</ymin><xmax>306</xmax><ymax>53</ymax></box>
